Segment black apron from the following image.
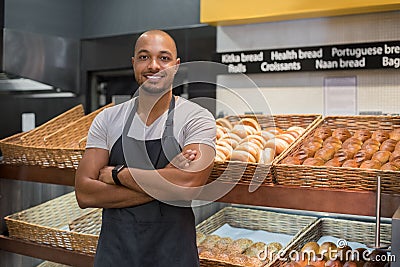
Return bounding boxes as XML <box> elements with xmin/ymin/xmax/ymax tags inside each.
<box><xmin>94</xmin><ymin>96</ymin><xmax>199</xmax><ymax>267</ymax></box>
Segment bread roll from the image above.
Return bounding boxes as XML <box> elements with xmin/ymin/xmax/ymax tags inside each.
<box><xmin>281</xmin><ymin>156</ymin><xmax>302</xmax><ymax>165</ymax></box>
<box><xmin>231</xmin><ymin>125</ymin><xmax>252</xmax><ymax>139</ymax></box>
<box><xmin>314</xmin><ymin>147</ymin><xmax>336</xmax><ymax>162</ymax></box>
<box><xmin>390</xmin><ymin>150</ymin><xmax>400</xmax><ymax>162</ymax></box>
<box><xmin>276</xmin><ymin>133</ymin><xmax>296</xmax><ymax>145</ymax></box>
<box><xmin>314</xmin><ymin>126</ymin><xmax>332</xmax><ymax>140</ymax></box>
<box><xmin>199</xmin><ymin>235</ymin><xmax>221</xmax><ymax>249</ymax></box>
<box><xmin>323</xmin><ymin>141</ymin><xmax>342</xmax><ymax>152</ymax></box>
<box><xmin>216</xmin><ymin>117</ymin><xmax>233</xmax><ymax>130</ymax></box>
<box><xmin>244</xmin><ymin>242</ymin><xmax>267</xmax><ymax>257</ymax></box>
<box><xmin>362</xmin><ymin>138</ymin><xmax>381</xmax><ymax>149</ymax></box>
<box><xmin>371</xmin><ymin>151</ymin><xmax>391</xmax><ymax>164</ymax></box>
<box><xmin>217</xmin><ymin>138</ymin><xmax>238</xmax><ymax>149</ymax></box>
<box><xmin>215</xmin><ymin>149</ymin><xmax>228</xmax><ymax>161</ymax></box>
<box><xmin>353</xmin><ymin>129</ymin><xmax>372</xmax><ymax>142</ymax></box>
<box><xmin>240</xmin><ymin>118</ymin><xmax>261</xmax><ymax>132</ymax></box>
<box><xmin>256</xmin><ymin>130</ymin><xmax>275</xmax><ymax>142</ymax></box>
<box><xmin>216</xmin><ymin>127</ymin><xmax>225</xmax><ymax>140</ymax></box>
<box><xmin>293</xmin><ymin>148</ymin><xmax>313</xmax><ymax>161</ymax></box>
<box><xmin>264</xmin><ymin>127</ymin><xmax>284</xmax><ymax>135</ymax></box>
<box><xmin>302</xmin><ymin>158</ymin><xmax>325</xmax><ymax>166</ymax></box>
<box><xmin>389</xmin><ymin>128</ymin><xmax>400</xmax><ymax>141</ymax></box>
<box><xmin>216</xmin><ymin>145</ymin><xmax>232</xmax><ymax>159</ymax></box>
<box><xmin>323</xmin><ymin>136</ymin><xmax>342</xmax><ymax>147</ymax></box>
<box><xmin>332</xmin><ymin>128</ymin><xmax>351</xmax><ymax>142</ymax></box>
<box><xmin>196</xmin><ymin>232</ymin><xmax>207</xmax><ymax>246</ymax></box>
<box><xmin>380</xmin><ymin>139</ymin><xmax>397</xmax><ymax>152</ymax></box>
<box><xmin>307</xmin><ymin>136</ymin><xmax>324</xmax><ymax>145</ymax></box>
<box><xmin>325</xmin><ymin>158</ymin><xmax>344</xmax><ymax>167</ymax></box>
<box><xmin>334</xmin><ymin>148</ymin><xmax>355</xmax><ymax>161</ymax></box>
<box><xmin>381</xmin><ymin>162</ymin><xmax>399</xmax><ymax>171</ymax></box>
<box><xmin>342</xmin><ymin>137</ymin><xmax>363</xmax><ymax>148</ymax></box>
<box><xmin>360</xmin><ymin>159</ymin><xmax>382</xmax><ymax>170</ymax></box>
<box><xmin>265</xmin><ymin>138</ymin><xmax>290</xmax><ymax>155</ymax></box>
<box><xmin>342</xmin><ymin>159</ymin><xmax>359</xmax><ymax>168</ymax></box>
<box><xmin>286</xmin><ymin>130</ymin><xmax>301</xmax><ymax>139</ymax></box>
<box><xmin>259</xmin><ymin>148</ymin><xmax>275</xmax><ymax>164</ymax></box>
<box><xmin>354</xmin><ymin>149</ymin><xmax>373</xmax><ymax>163</ymax></box>
<box><xmin>236</xmin><ymin>141</ymin><xmax>262</xmax><ymax>161</ymax></box>
<box><xmin>240</xmin><ymin>134</ymin><xmax>266</xmax><ymax>148</ymax></box>
<box><xmin>287</xmin><ymin>126</ymin><xmax>306</xmax><ymax>135</ymax></box>
<box><xmin>372</xmin><ymin>130</ymin><xmax>390</xmax><ymax>143</ymax></box>
<box><xmin>231</xmin><ymin>238</ymin><xmax>254</xmax><ymax>254</ymax></box>
<box><xmin>213</xmin><ymin>237</ymin><xmax>234</xmax><ymax>251</ymax></box>
<box><xmin>396</xmin><ymin>141</ymin><xmax>400</xmax><ymax>151</ymax></box>
<box><xmin>230</xmin><ymin>150</ymin><xmax>257</xmax><ymax>163</ymax></box>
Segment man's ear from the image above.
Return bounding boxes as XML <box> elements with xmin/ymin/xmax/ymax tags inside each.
<box><xmin>131</xmin><ymin>56</ymin><xmax>135</xmax><ymax>66</ymax></box>
<box><xmin>174</xmin><ymin>58</ymin><xmax>181</xmax><ymax>73</ymax></box>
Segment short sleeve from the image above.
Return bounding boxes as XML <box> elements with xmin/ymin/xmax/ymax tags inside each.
<box><xmin>183</xmin><ymin>109</ymin><xmax>216</xmax><ymax>150</ymax></box>
<box><xmin>86</xmin><ymin>110</ymin><xmax>108</xmax><ymax>150</ymax></box>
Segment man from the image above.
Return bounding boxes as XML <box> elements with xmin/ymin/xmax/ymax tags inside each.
<box><xmin>75</xmin><ymin>30</ymin><xmax>216</xmax><ymax>266</ymax></box>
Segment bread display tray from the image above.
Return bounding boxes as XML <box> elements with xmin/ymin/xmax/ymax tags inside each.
<box><xmin>0</xmin><ymin>104</ymin><xmax>112</xmax><ymax>169</ymax></box>
<box><xmin>270</xmin><ymin>217</ymin><xmax>391</xmax><ymax>267</ymax></box>
<box><xmin>210</xmin><ymin>114</ymin><xmax>322</xmax><ymax>187</ymax></box>
<box><xmin>273</xmin><ymin>115</ymin><xmax>400</xmax><ymax>194</ymax></box>
<box><xmin>196</xmin><ymin>206</ymin><xmax>318</xmax><ymax>267</ymax></box>
<box><xmin>4</xmin><ymin>191</ymin><xmax>99</xmax><ymax>255</ymax></box>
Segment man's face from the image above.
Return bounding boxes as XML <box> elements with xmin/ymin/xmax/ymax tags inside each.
<box><xmin>132</xmin><ymin>33</ymin><xmax>180</xmax><ymax>95</ymax></box>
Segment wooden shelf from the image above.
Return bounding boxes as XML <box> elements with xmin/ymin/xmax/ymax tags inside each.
<box><xmin>0</xmin><ymin>235</ymin><xmax>94</xmax><ymax>267</ymax></box>
<box><xmin>1</xmin><ymin>163</ymin><xmax>400</xmax><ymax>266</ymax></box>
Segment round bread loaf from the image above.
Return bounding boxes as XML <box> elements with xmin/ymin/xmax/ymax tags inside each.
<box><xmin>281</xmin><ymin>156</ymin><xmax>302</xmax><ymax>165</ymax></box>
<box><xmin>314</xmin><ymin>126</ymin><xmax>332</xmax><ymax>140</ymax></box>
<box><xmin>342</xmin><ymin>159</ymin><xmax>359</xmax><ymax>168</ymax></box>
<box><xmin>353</xmin><ymin>129</ymin><xmax>372</xmax><ymax>142</ymax></box>
<box><xmin>371</xmin><ymin>150</ymin><xmax>391</xmax><ymax>164</ymax></box>
<box><xmin>360</xmin><ymin>159</ymin><xmax>382</xmax><ymax>170</ymax></box>
<box><xmin>240</xmin><ymin>118</ymin><xmax>261</xmax><ymax>132</ymax></box>
<box><xmin>381</xmin><ymin>162</ymin><xmax>399</xmax><ymax>171</ymax></box>
<box><xmin>230</xmin><ymin>150</ymin><xmax>257</xmax><ymax>163</ymax></box>
<box><xmin>332</xmin><ymin>128</ymin><xmax>351</xmax><ymax>142</ymax></box>
<box><xmin>380</xmin><ymin>139</ymin><xmax>397</xmax><ymax>152</ymax></box>
<box><xmin>389</xmin><ymin>128</ymin><xmax>400</xmax><ymax>141</ymax></box>
<box><xmin>372</xmin><ymin>130</ymin><xmax>390</xmax><ymax>143</ymax></box>
<box><xmin>302</xmin><ymin>158</ymin><xmax>325</xmax><ymax>166</ymax></box>
<box><xmin>314</xmin><ymin>147</ymin><xmax>336</xmax><ymax>162</ymax></box>
<box><xmin>216</xmin><ymin>117</ymin><xmax>233</xmax><ymax>130</ymax></box>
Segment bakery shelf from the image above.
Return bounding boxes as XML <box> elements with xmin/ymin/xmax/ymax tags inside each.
<box><xmin>0</xmin><ymin>234</ymin><xmax>94</xmax><ymax>267</ymax></box>
<box><xmin>1</xmin><ymin>163</ymin><xmax>400</xmax><ymax>217</ymax></box>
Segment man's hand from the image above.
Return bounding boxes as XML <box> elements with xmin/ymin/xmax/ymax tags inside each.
<box><xmin>166</xmin><ymin>149</ymin><xmax>197</xmax><ymax>169</ymax></box>
<box><xmin>99</xmin><ymin>166</ymin><xmax>115</xmax><ymax>185</ymax></box>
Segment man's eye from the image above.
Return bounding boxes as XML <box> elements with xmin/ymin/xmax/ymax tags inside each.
<box><xmin>160</xmin><ymin>56</ymin><xmax>171</xmax><ymax>61</ymax></box>
<box><xmin>138</xmin><ymin>55</ymin><xmax>148</xmax><ymax>60</ymax></box>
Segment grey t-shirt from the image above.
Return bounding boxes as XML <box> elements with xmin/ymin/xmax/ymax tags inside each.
<box><xmin>86</xmin><ymin>96</ymin><xmax>216</xmax><ymax>153</ymax></box>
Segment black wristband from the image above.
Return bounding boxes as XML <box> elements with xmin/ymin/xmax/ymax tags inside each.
<box><xmin>112</xmin><ymin>165</ymin><xmax>125</xmax><ymax>186</ymax></box>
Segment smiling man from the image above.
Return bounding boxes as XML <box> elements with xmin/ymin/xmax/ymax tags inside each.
<box><xmin>74</xmin><ymin>30</ymin><xmax>216</xmax><ymax>266</ymax></box>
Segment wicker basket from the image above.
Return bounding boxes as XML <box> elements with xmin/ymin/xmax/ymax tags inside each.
<box><xmin>196</xmin><ymin>207</ymin><xmax>318</xmax><ymax>267</ymax></box>
<box><xmin>0</xmin><ymin>104</ymin><xmax>113</xmax><ymax>169</ymax></box>
<box><xmin>36</xmin><ymin>261</ymin><xmax>72</xmax><ymax>267</ymax></box>
<box><xmin>4</xmin><ymin>192</ymin><xmax>99</xmax><ymax>255</ymax></box>
<box><xmin>270</xmin><ymin>217</ymin><xmax>392</xmax><ymax>267</ymax></box>
<box><xmin>273</xmin><ymin>115</ymin><xmax>400</xmax><ymax>194</ymax></box>
<box><xmin>210</xmin><ymin>114</ymin><xmax>322</xmax><ymax>187</ymax></box>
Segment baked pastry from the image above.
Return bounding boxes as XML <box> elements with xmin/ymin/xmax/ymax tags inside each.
<box><xmin>281</xmin><ymin>156</ymin><xmax>302</xmax><ymax>165</ymax></box>
<box><xmin>325</xmin><ymin>158</ymin><xmax>344</xmax><ymax>167</ymax></box>
<box><xmin>314</xmin><ymin>126</ymin><xmax>332</xmax><ymax>140</ymax></box>
<box><xmin>334</xmin><ymin>148</ymin><xmax>355</xmax><ymax>161</ymax></box>
<box><xmin>198</xmin><ymin>234</ymin><xmax>221</xmax><ymax>250</ymax></box>
<box><xmin>389</xmin><ymin>128</ymin><xmax>400</xmax><ymax>141</ymax></box>
<box><xmin>240</xmin><ymin>135</ymin><xmax>265</xmax><ymax>149</ymax></box>
<box><xmin>381</xmin><ymin>162</ymin><xmax>399</xmax><ymax>171</ymax></box>
<box><xmin>231</xmin><ymin>150</ymin><xmax>257</xmax><ymax>163</ymax></box>
<box><xmin>257</xmin><ymin>130</ymin><xmax>275</xmax><ymax>142</ymax></box>
<box><xmin>217</xmin><ymin>138</ymin><xmax>238</xmax><ymax>149</ymax></box>
<box><xmin>293</xmin><ymin>148</ymin><xmax>312</xmax><ymax>162</ymax></box>
<box><xmin>287</xmin><ymin>126</ymin><xmax>306</xmax><ymax>135</ymax></box>
<box><xmin>216</xmin><ymin>118</ymin><xmax>233</xmax><ymax>130</ymax></box>
<box><xmin>240</xmin><ymin>118</ymin><xmax>261</xmax><ymax>132</ymax></box>
<box><xmin>342</xmin><ymin>137</ymin><xmax>363</xmax><ymax>148</ymax></box>
<box><xmin>342</xmin><ymin>159</ymin><xmax>359</xmax><ymax>168</ymax></box>
<box><xmin>380</xmin><ymin>139</ymin><xmax>397</xmax><ymax>152</ymax></box>
<box><xmin>372</xmin><ymin>130</ymin><xmax>390</xmax><ymax>143</ymax></box>
<box><xmin>390</xmin><ymin>150</ymin><xmax>400</xmax><ymax>162</ymax></box>
<box><xmin>259</xmin><ymin>148</ymin><xmax>275</xmax><ymax>164</ymax></box>
<box><xmin>235</xmin><ymin>142</ymin><xmax>262</xmax><ymax>162</ymax></box>
<box><xmin>231</xmin><ymin>125</ymin><xmax>252</xmax><ymax>139</ymax></box>
<box><xmin>276</xmin><ymin>133</ymin><xmax>296</xmax><ymax>145</ymax></box>
<box><xmin>301</xmin><ymin>141</ymin><xmax>322</xmax><ymax>156</ymax></box>
<box><xmin>216</xmin><ymin>145</ymin><xmax>232</xmax><ymax>160</ymax></box>
<box><xmin>265</xmin><ymin>138</ymin><xmax>290</xmax><ymax>155</ymax></box>
<box><xmin>267</xmin><ymin>242</ymin><xmax>283</xmax><ymax>258</ymax></box>
<box><xmin>353</xmin><ymin>129</ymin><xmax>372</xmax><ymax>142</ymax></box>
<box><xmin>332</xmin><ymin>128</ymin><xmax>351</xmax><ymax>142</ymax></box>
<box><xmin>360</xmin><ymin>159</ymin><xmax>382</xmax><ymax>170</ymax></box>
<box><xmin>215</xmin><ymin>149</ymin><xmax>227</xmax><ymax>161</ymax></box>
<box><xmin>196</xmin><ymin>232</ymin><xmax>206</xmax><ymax>246</ymax></box>
<box><xmin>307</xmin><ymin>136</ymin><xmax>324</xmax><ymax>145</ymax></box>
<box><xmin>286</xmin><ymin>130</ymin><xmax>301</xmax><ymax>139</ymax></box>
<box><xmin>362</xmin><ymin>138</ymin><xmax>381</xmax><ymax>149</ymax></box>
<box><xmin>230</xmin><ymin>238</ymin><xmax>254</xmax><ymax>254</ymax></box>
<box><xmin>314</xmin><ymin>147</ymin><xmax>336</xmax><ymax>162</ymax></box>
<box><xmin>396</xmin><ymin>141</ymin><xmax>400</xmax><ymax>151</ymax></box>
<box><xmin>244</xmin><ymin>241</ymin><xmax>267</xmax><ymax>257</ymax></box>
<box><xmin>213</xmin><ymin>236</ymin><xmax>234</xmax><ymax>251</ymax></box>
<box><xmin>371</xmin><ymin>151</ymin><xmax>391</xmax><ymax>164</ymax></box>
<box><xmin>264</xmin><ymin>127</ymin><xmax>284</xmax><ymax>135</ymax></box>
<box><xmin>302</xmin><ymin>158</ymin><xmax>325</xmax><ymax>166</ymax></box>
<box><xmin>354</xmin><ymin>149</ymin><xmax>373</xmax><ymax>163</ymax></box>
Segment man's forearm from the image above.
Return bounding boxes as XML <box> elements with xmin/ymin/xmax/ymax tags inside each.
<box><xmin>75</xmin><ymin>176</ymin><xmax>153</xmax><ymax>208</ymax></box>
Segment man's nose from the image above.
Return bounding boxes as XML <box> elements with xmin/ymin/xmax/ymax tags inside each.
<box><xmin>147</xmin><ymin>58</ymin><xmax>160</xmax><ymax>71</ymax></box>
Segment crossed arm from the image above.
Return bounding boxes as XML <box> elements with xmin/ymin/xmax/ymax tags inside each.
<box><xmin>74</xmin><ymin>143</ymin><xmax>215</xmax><ymax>209</ymax></box>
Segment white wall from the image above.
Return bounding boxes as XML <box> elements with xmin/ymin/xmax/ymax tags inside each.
<box><xmin>216</xmin><ymin>11</ymin><xmax>400</xmax><ymax>116</ymax></box>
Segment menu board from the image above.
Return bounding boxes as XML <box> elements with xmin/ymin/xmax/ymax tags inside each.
<box><xmin>218</xmin><ymin>41</ymin><xmax>400</xmax><ymax>73</ymax></box>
